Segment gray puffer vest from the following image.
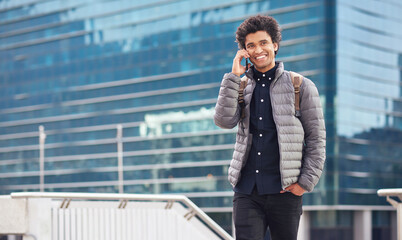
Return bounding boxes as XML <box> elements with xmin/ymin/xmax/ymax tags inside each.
<box><xmin>214</xmin><ymin>62</ymin><xmax>326</xmax><ymax>192</ymax></box>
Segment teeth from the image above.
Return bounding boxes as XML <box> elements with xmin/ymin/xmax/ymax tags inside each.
<box><xmin>256</xmin><ymin>56</ymin><xmax>265</xmax><ymax>59</ymax></box>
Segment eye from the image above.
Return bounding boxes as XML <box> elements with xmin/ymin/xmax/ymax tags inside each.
<box><xmin>246</xmin><ymin>44</ymin><xmax>255</xmax><ymax>50</ymax></box>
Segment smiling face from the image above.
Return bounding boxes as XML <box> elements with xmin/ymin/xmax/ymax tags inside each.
<box><xmin>245</xmin><ymin>30</ymin><xmax>278</xmax><ymax>73</ymax></box>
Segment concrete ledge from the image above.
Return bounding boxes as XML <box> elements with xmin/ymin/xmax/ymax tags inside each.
<box><xmin>0</xmin><ymin>198</ymin><xmax>27</xmax><ymax>234</ymax></box>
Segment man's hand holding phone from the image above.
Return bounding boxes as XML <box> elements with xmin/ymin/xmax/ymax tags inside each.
<box><xmin>232</xmin><ymin>49</ymin><xmax>251</xmax><ymax>77</ymax></box>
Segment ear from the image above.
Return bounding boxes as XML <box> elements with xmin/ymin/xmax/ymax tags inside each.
<box><xmin>273</xmin><ymin>42</ymin><xmax>278</xmax><ymax>52</ymax></box>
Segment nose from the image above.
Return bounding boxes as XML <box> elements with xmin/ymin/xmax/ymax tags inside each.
<box><xmin>255</xmin><ymin>44</ymin><xmax>263</xmax><ymax>53</ymax></box>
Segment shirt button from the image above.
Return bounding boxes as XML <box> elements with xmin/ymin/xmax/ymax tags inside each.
<box><xmin>259</xmin><ymin>117</ymin><xmax>262</xmax><ymax>120</ymax></box>
<box><xmin>269</xmin><ymin>77</ymin><xmax>271</xmax><ymax>80</ymax></box>
<box><xmin>257</xmin><ymin>78</ymin><xmax>260</xmax><ymax>81</ymax></box>
<box><xmin>262</xmin><ymin>84</ymin><xmax>265</xmax><ymax>87</ymax></box>
<box><xmin>258</xmin><ymin>152</ymin><xmax>261</xmax><ymax>155</ymax></box>
<box><xmin>261</xmin><ymin>99</ymin><xmax>264</xmax><ymax>102</ymax></box>
<box><xmin>259</xmin><ymin>134</ymin><xmax>263</xmax><ymax>137</ymax></box>
<box><xmin>256</xmin><ymin>170</ymin><xmax>259</xmax><ymax>173</ymax></box>
<box><xmin>262</xmin><ymin>74</ymin><xmax>265</xmax><ymax>77</ymax></box>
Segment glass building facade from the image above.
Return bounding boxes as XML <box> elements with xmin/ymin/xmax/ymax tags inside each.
<box><xmin>0</xmin><ymin>0</ymin><xmax>401</xmax><ymax>238</ymax></box>
<box><xmin>336</xmin><ymin>0</ymin><xmax>402</xmax><ymax>204</ymax></box>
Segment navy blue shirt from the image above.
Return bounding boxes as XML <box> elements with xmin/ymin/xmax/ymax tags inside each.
<box><xmin>234</xmin><ymin>63</ymin><xmax>282</xmax><ymax>195</ymax></box>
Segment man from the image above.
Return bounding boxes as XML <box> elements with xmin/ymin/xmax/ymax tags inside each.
<box><xmin>214</xmin><ymin>15</ymin><xmax>326</xmax><ymax>240</ymax></box>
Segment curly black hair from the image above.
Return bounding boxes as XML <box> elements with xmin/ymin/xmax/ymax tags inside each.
<box><xmin>236</xmin><ymin>15</ymin><xmax>282</xmax><ymax>55</ymax></box>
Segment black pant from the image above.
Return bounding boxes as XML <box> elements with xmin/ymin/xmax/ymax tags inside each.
<box><xmin>233</xmin><ymin>188</ymin><xmax>303</xmax><ymax>240</ymax></box>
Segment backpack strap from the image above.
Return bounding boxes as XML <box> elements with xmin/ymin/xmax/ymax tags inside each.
<box><xmin>290</xmin><ymin>71</ymin><xmax>303</xmax><ymax>117</ymax></box>
<box><xmin>238</xmin><ymin>76</ymin><xmax>249</xmax><ymax>119</ymax></box>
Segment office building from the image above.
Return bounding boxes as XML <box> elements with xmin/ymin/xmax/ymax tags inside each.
<box><xmin>0</xmin><ymin>0</ymin><xmax>401</xmax><ymax>238</ymax></box>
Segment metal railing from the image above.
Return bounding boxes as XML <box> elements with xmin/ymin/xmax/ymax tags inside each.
<box><xmin>0</xmin><ymin>192</ymin><xmax>234</xmax><ymax>240</ymax></box>
<box><xmin>378</xmin><ymin>188</ymin><xmax>402</xmax><ymax>240</ymax></box>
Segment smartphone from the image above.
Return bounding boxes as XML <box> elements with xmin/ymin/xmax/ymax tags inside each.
<box><xmin>246</xmin><ymin>58</ymin><xmax>249</xmax><ymax>71</ymax></box>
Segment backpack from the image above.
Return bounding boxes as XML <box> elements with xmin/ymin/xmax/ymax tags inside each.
<box><xmin>238</xmin><ymin>71</ymin><xmax>303</xmax><ymax>119</ymax></box>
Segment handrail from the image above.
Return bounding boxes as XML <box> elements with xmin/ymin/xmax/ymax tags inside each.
<box><xmin>378</xmin><ymin>188</ymin><xmax>402</xmax><ymax>240</ymax></box>
<box><xmin>377</xmin><ymin>189</ymin><xmax>402</xmax><ymax>207</ymax></box>
<box><xmin>377</xmin><ymin>189</ymin><xmax>402</xmax><ymax>201</ymax></box>
<box><xmin>11</xmin><ymin>192</ymin><xmax>234</xmax><ymax>240</ymax></box>
<box><xmin>11</xmin><ymin>192</ymin><xmax>187</xmax><ymax>201</ymax></box>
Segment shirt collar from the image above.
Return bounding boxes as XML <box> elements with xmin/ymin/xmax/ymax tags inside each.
<box><xmin>245</xmin><ymin>61</ymin><xmax>284</xmax><ymax>82</ymax></box>
<box><xmin>253</xmin><ymin>63</ymin><xmax>278</xmax><ymax>82</ymax></box>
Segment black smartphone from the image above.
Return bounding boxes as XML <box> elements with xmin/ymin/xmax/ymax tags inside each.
<box><xmin>246</xmin><ymin>58</ymin><xmax>249</xmax><ymax>71</ymax></box>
